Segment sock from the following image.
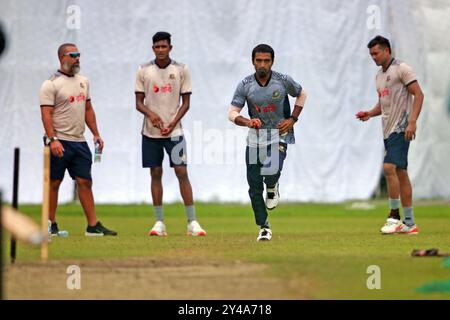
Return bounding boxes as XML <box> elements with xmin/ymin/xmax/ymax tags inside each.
<box><xmin>154</xmin><ymin>206</ymin><xmax>164</xmax><ymax>221</ymax></box>
<box><xmin>389</xmin><ymin>198</ymin><xmax>400</xmax><ymax>210</ymax></box>
<box><xmin>185</xmin><ymin>205</ymin><xmax>197</xmax><ymax>223</ymax></box>
<box><xmin>261</xmin><ymin>219</ymin><xmax>271</xmax><ymax>229</ymax></box>
<box><xmin>388</xmin><ymin>198</ymin><xmax>401</xmax><ymax>220</ymax></box>
<box><xmin>403</xmin><ymin>207</ymin><xmax>415</xmax><ymax>226</ymax></box>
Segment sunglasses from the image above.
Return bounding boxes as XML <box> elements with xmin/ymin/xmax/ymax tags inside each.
<box><xmin>64</xmin><ymin>52</ymin><xmax>81</xmax><ymax>58</ymax></box>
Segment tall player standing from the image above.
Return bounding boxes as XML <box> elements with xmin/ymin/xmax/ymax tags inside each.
<box><xmin>135</xmin><ymin>32</ymin><xmax>206</xmax><ymax>237</ymax></box>
<box><xmin>356</xmin><ymin>35</ymin><xmax>424</xmax><ymax>235</ymax></box>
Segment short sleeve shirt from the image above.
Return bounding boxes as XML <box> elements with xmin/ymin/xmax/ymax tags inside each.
<box><xmin>376</xmin><ymin>59</ymin><xmax>417</xmax><ymax>139</ymax></box>
<box><xmin>231</xmin><ymin>71</ymin><xmax>302</xmax><ymax>146</ymax></box>
<box><xmin>39</xmin><ymin>71</ymin><xmax>90</xmax><ymax>142</ymax></box>
<box><xmin>135</xmin><ymin>60</ymin><xmax>192</xmax><ymax>138</ymax></box>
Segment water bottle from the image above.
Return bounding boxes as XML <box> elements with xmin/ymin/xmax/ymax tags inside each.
<box><xmin>48</xmin><ymin>219</ymin><xmax>69</xmax><ymax>238</ymax></box>
<box><xmin>47</xmin><ymin>220</ymin><xmax>52</xmax><ymax>242</ymax></box>
<box><xmin>94</xmin><ymin>141</ymin><xmax>102</xmax><ymax>163</ymax></box>
<box><xmin>57</xmin><ymin>230</ymin><xmax>69</xmax><ymax>237</ymax></box>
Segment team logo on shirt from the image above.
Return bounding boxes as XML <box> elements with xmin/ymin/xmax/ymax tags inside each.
<box><xmin>255</xmin><ymin>103</ymin><xmax>277</xmax><ymax>113</ymax></box>
<box><xmin>68</xmin><ymin>92</ymin><xmax>86</xmax><ymax>104</ymax></box>
<box><xmin>378</xmin><ymin>88</ymin><xmax>390</xmax><ymax>98</ymax></box>
<box><xmin>153</xmin><ymin>83</ymin><xmax>172</xmax><ymax>93</ymax></box>
<box><xmin>161</xmin><ymin>83</ymin><xmax>172</xmax><ymax>93</ymax></box>
<box><xmin>386</xmin><ymin>75</ymin><xmax>391</xmax><ymax>82</ymax></box>
<box><xmin>80</xmin><ymin>82</ymin><xmax>85</xmax><ymax>89</ymax></box>
<box><xmin>272</xmin><ymin>90</ymin><xmax>281</xmax><ymax>101</ymax></box>
<box><xmin>169</xmin><ymin>74</ymin><xmax>175</xmax><ymax>79</ymax></box>
<box><xmin>76</xmin><ymin>92</ymin><xmax>86</xmax><ymax>101</ymax></box>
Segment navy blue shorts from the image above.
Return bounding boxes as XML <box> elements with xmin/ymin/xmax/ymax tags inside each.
<box><xmin>384</xmin><ymin>132</ymin><xmax>410</xmax><ymax>170</ymax></box>
<box><xmin>49</xmin><ymin>140</ymin><xmax>92</xmax><ymax>181</ymax></box>
<box><xmin>142</xmin><ymin>135</ymin><xmax>187</xmax><ymax>167</ymax></box>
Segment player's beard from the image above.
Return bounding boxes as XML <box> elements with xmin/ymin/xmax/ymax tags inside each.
<box><xmin>72</xmin><ymin>65</ymin><xmax>80</xmax><ymax>74</ymax></box>
<box><xmin>62</xmin><ymin>61</ymin><xmax>80</xmax><ymax>75</ymax></box>
<box><xmin>257</xmin><ymin>69</ymin><xmax>269</xmax><ymax>78</ymax></box>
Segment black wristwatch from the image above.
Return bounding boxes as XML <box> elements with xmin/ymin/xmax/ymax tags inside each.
<box><xmin>290</xmin><ymin>115</ymin><xmax>298</xmax><ymax>123</ymax></box>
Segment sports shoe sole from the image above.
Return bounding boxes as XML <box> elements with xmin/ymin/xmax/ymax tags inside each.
<box><xmin>149</xmin><ymin>230</ymin><xmax>167</xmax><ymax>236</ymax></box>
<box><xmin>85</xmin><ymin>232</ymin><xmax>104</xmax><ymax>237</ymax></box>
<box><xmin>187</xmin><ymin>231</ymin><xmax>206</xmax><ymax>236</ymax></box>
<box><xmin>399</xmin><ymin>230</ymin><xmax>419</xmax><ymax>235</ymax></box>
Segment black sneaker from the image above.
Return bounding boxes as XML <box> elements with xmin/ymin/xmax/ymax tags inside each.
<box><xmin>85</xmin><ymin>221</ymin><xmax>118</xmax><ymax>237</ymax></box>
<box><xmin>50</xmin><ymin>222</ymin><xmax>59</xmax><ymax>236</ymax></box>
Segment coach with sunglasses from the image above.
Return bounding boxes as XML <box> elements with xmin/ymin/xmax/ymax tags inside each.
<box><xmin>39</xmin><ymin>43</ymin><xmax>117</xmax><ymax>237</ymax></box>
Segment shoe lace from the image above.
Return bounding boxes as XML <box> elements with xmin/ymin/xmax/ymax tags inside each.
<box><xmin>385</xmin><ymin>219</ymin><xmax>399</xmax><ymax>227</ymax></box>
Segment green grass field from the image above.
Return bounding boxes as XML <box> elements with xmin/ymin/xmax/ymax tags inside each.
<box><xmin>3</xmin><ymin>201</ymin><xmax>450</xmax><ymax>299</ymax></box>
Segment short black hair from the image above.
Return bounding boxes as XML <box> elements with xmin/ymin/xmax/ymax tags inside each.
<box><xmin>58</xmin><ymin>43</ymin><xmax>77</xmax><ymax>59</ymax></box>
<box><xmin>153</xmin><ymin>31</ymin><xmax>171</xmax><ymax>45</ymax></box>
<box><xmin>252</xmin><ymin>44</ymin><xmax>274</xmax><ymax>61</ymax></box>
<box><xmin>367</xmin><ymin>35</ymin><xmax>391</xmax><ymax>54</ymax></box>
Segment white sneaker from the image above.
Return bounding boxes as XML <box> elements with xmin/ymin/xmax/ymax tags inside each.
<box><xmin>398</xmin><ymin>223</ymin><xmax>419</xmax><ymax>235</ymax></box>
<box><xmin>149</xmin><ymin>221</ymin><xmax>167</xmax><ymax>236</ymax></box>
<box><xmin>265</xmin><ymin>182</ymin><xmax>279</xmax><ymax>210</ymax></box>
<box><xmin>187</xmin><ymin>220</ymin><xmax>206</xmax><ymax>236</ymax></box>
<box><xmin>380</xmin><ymin>218</ymin><xmax>403</xmax><ymax>235</ymax></box>
<box><xmin>257</xmin><ymin>228</ymin><xmax>272</xmax><ymax>241</ymax></box>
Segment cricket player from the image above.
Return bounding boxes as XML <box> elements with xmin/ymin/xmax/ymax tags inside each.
<box><xmin>40</xmin><ymin>43</ymin><xmax>117</xmax><ymax>236</ymax></box>
<box><xmin>356</xmin><ymin>35</ymin><xmax>424</xmax><ymax>235</ymax></box>
<box><xmin>135</xmin><ymin>31</ymin><xmax>206</xmax><ymax>237</ymax></box>
<box><xmin>228</xmin><ymin>44</ymin><xmax>307</xmax><ymax>241</ymax></box>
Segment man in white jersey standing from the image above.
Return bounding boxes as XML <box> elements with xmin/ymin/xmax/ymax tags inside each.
<box><xmin>228</xmin><ymin>44</ymin><xmax>307</xmax><ymax>241</ymax></box>
<box><xmin>135</xmin><ymin>32</ymin><xmax>206</xmax><ymax>237</ymax></box>
<box><xmin>40</xmin><ymin>43</ymin><xmax>117</xmax><ymax>236</ymax></box>
<box><xmin>356</xmin><ymin>35</ymin><xmax>424</xmax><ymax>235</ymax></box>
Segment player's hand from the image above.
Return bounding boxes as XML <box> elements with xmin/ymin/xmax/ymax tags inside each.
<box><xmin>50</xmin><ymin>140</ymin><xmax>65</xmax><ymax>158</ymax></box>
<box><xmin>247</xmin><ymin>119</ymin><xmax>262</xmax><ymax>129</ymax></box>
<box><xmin>356</xmin><ymin>111</ymin><xmax>370</xmax><ymax>121</ymax></box>
<box><xmin>405</xmin><ymin>120</ymin><xmax>416</xmax><ymax>141</ymax></box>
<box><xmin>147</xmin><ymin>111</ymin><xmax>164</xmax><ymax>129</ymax></box>
<box><xmin>160</xmin><ymin>123</ymin><xmax>175</xmax><ymax>136</ymax></box>
<box><xmin>277</xmin><ymin>118</ymin><xmax>295</xmax><ymax>135</ymax></box>
<box><xmin>93</xmin><ymin>136</ymin><xmax>104</xmax><ymax>152</ymax></box>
